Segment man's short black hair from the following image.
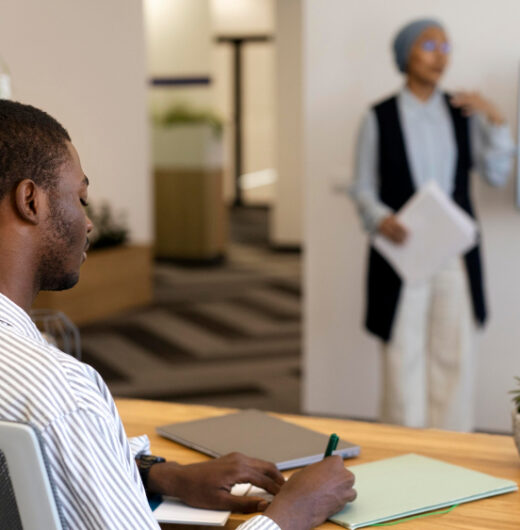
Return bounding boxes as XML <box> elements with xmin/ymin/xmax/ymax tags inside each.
<box><xmin>0</xmin><ymin>100</ymin><xmax>71</xmax><ymax>201</ymax></box>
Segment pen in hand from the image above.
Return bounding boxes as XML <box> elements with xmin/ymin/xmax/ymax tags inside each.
<box><xmin>323</xmin><ymin>433</ymin><xmax>339</xmax><ymax>458</ymax></box>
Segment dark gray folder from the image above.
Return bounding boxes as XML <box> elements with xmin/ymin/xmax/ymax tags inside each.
<box><xmin>156</xmin><ymin>409</ymin><xmax>360</xmax><ymax>470</ymax></box>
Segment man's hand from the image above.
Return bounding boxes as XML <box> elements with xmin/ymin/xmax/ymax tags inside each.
<box><xmin>264</xmin><ymin>456</ymin><xmax>356</xmax><ymax>530</ymax></box>
<box><xmin>378</xmin><ymin>215</ymin><xmax>408</xmax><ymax>244</ymax></box>
<box><xmin>450</xmin><ymin>91</ymin><xmax>505</xmax><ymax>125</ymax></box>
<box><xmin>147</xmin><ymin>452</ymin><xmax>285</xmax><ymax>512</ymax></box>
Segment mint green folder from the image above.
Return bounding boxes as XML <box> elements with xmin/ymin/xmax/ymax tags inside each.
<box><xmin>330</xmin><ymin>453</ymin><xmax>518</xmax><ymax>529</ymax></box>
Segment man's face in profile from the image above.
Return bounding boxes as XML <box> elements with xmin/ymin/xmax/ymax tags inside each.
<box><xmin>38</xmin><ymin>142</ymin><xmax>93</xmax><ymax>292</ymax></box>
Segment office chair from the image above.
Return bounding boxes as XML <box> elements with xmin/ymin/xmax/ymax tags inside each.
<box><xmin>0</xmin><ymin>420</ymin><xmax>66</xmax><ymax>529</ymax></box>
<box><xmin>30</xmin><ymin>309</ymin><xmax>82</xmax><ymax>360</ymax></box>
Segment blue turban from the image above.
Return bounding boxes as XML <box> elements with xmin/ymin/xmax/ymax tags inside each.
<box><xmin>393</xmin><ymin>18</ymin><xmax>445</xmax><ymax>73</ymax></box>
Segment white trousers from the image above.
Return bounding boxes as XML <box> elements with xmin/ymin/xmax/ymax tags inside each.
<box><xmin>380</xmin><ymin>259</ymin><xmax>476</xmax><ymax>431</ymax></box>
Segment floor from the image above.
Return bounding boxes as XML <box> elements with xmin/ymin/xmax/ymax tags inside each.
<box><xmin>80</xmin><ymin>207</ymin><xmax>303</xmax><ymax>414</ymax></box>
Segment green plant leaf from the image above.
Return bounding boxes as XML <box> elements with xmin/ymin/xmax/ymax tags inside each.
<box><xmin>86</xmin><ymin>201</ymin><xmax>129</xmax><ymax>250</ymax></box>
<box><xmin>155</xmin><ymin>103</ymin><xmax>223</xmax><ymax>137</ymax></box>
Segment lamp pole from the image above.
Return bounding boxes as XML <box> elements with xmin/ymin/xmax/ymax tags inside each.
<box><xmin>216</xmin><ymin>35</ymin><xmax>273</xmax><ymax>207</ymax></box>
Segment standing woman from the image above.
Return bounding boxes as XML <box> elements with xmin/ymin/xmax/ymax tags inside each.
<box><xmin>350</xmin><ymin>19</ymin><xmax>514</xmax><ymax>431</ymax></box>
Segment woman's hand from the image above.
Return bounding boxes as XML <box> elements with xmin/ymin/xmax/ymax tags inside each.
<box><xmin>378</xmin><ymin>215</ymin><xmax>408</xmax><ymax>244</ymax></box>
<box><xmin>450</xmin><ymin>91</ymin><xmax>505</xmax><ymax>125</ymax></box>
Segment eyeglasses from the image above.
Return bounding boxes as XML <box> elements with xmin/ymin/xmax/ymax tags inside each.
<box><xmin>421</xmin><ymin>40</ymin><xmax>451</xmax><ymax>54</ymax></box>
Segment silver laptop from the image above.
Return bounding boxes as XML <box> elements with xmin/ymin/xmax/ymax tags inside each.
<box><xmin>156</xmin><ymin>409</ymin><xmax>360</xmax><ymax>470</ymax></box>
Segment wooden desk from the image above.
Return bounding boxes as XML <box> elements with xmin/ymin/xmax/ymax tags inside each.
<box><xmin>116</xmin><ymin>399</ymin><xmax>520</xmax><ymax>529</ymax></box>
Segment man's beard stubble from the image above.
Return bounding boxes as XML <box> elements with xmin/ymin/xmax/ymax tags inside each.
<box><xmin>38</xmin><ymin>250</ymin><xmax>79</xmax><ymax>291</ymax></box>
<box><xmin>37</xmin><ymin>203</ymin><xmax>81</xmax><ymax>292</ymax></box>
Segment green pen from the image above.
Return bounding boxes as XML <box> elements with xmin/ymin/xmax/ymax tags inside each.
<box><xmin>323</xmin><ymin>433</ymin><xmax>339</xmax><ymax>458</ymax></box>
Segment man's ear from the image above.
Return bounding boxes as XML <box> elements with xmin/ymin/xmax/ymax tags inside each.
<box><xmin>14</xmin><ymin>179</ymin><xmax>44</xmax><ymax>224</ymax></box>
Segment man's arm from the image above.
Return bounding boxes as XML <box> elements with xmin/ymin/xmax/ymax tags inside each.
<box><xmin>262</xmin><ymin>456</ymin><xmax>356</xmax><ymax>530</ymax></box>
<box><xmin>43</xmin><ymin>410</ymin><xmax>160</xmax><ymax>529</ymax></box>
<box><xmin>147</xmin><ymin>452</ymin><xmax>285</xmax><ymax>513</ymax></box>
<box><xmin>148</xmin><ymin>454</ymin><xmax>356</xmax><ymax>530</ymax></box>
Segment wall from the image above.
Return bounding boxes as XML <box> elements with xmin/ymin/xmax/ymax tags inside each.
<box><xmin>0</xmin><ymin>0</ymin><xmax>151</xmax><ymax>243</ymax></box>
<box><xmin>271</xmin><ymin>0</ymin><xmax>303</xmax><ymax>246</ymax></box>
<box><xmin>144</xmin><ymin>0</ymin><xmax>213</xmax><ymax>114</ymax></box>
<box><xmin>303</xmin><ymin>0</ymin><xmax>520</xmax><ymax>432</ymax></box>
<box><xmin>210</xmin><ymin>0</ymin><xmax>274</xmax><ymax>34</ymax></box>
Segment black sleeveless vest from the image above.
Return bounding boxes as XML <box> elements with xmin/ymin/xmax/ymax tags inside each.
<box><xmin>365</xmin><ymin>94</ymin><xmax>487</xmax><ymax>342</ymax></box>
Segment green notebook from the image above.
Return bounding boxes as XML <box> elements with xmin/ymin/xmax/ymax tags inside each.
<box><xmin>330</xmin><ymin>453</ymin><xmax>517</xmax><ymax>529</ymax></box>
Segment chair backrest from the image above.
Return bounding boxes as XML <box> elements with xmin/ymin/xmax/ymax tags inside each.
<box><xmin>0</xmin><ymin>420</ymin><xmax>65</xmax><ymax>530</ymax></box>
<box><xmin>30</xmin><ymin>309</ymin><xmax>82</xmax><ymax>360</ymax></box>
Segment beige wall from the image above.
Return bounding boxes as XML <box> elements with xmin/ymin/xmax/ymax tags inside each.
<box><xmin>210</xmin><ymin>0</ymin><xmax>274</xmax><ymax>35</ymax></box>
<box><xmin>0</xmin><ymin>0</ymin><xmax>151</xmax><ymax>244</ymax></box>
<box><xmin>146</xmin><ymin>0</ymin><xmax>211</xmax><ymax>76</ymax></box>
<box><xmin>144</xmin><ymin>0</ymin><xmax>213</xmax><ymax>115</ymax></box>
<box><xmin>303</xmin><ymin>0</ymin><xmax>520</xmax><ymax>432</ymax></box>
<box><xmin>272</xmin><ymin>0</ymin><xmax>303</xmax><ymax>246</ymax></box>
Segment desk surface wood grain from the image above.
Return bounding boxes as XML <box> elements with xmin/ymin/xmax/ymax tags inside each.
<box><xmin>116</xmin><ymin>399</ymin><xmax>520</xmax><ymax>530</ymax></box>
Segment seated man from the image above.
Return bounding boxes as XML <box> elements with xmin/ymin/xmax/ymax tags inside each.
<box><xmin>0</xmin><ymin>100</ymin><xmax>356</xmax><ymax>530</ymax></box>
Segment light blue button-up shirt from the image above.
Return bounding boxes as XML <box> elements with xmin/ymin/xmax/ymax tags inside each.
<box><xmin>350</xmin><ymin>87</ymin><xmax>515</xmax><ymax>232</ymax></box>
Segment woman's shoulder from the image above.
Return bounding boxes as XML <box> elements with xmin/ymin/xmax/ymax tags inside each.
<box><xmin>371</xmin><ymin>91</ymin><xmax>400</xmax><ymax>111</ymax></box>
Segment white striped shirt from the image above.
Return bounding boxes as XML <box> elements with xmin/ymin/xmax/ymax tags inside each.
<box><xmin>0</xmin><ymin>293</ymin><xmax>279</xmax><ymax>530</ymax></box>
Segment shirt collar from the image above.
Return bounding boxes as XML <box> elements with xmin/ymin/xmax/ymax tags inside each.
<box><xmin>400</xmin><ymin>86</ymin><xmax>443</xmax><ymax>113</ymax></box>
<box><xmin>0</xmin><ymin>293</ymin><xmax>47</xmax><ymax>344</ymax></box>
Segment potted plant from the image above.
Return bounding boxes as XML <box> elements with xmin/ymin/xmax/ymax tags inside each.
<box><xmin>151</xmin><ymin>103</ymin><xmax>227</xmax><ymax>262</ymax></box>
<box><xmin>511</xmin><ymin>377</ymin><xmax>520</xmax><ymax>455</ymax></box>
<box><xmin>152</xmin><ymin>103</ymin><xmax>223</xmax><ymax>170</ymax></box>
<box><xmin>86</xmin><ymin>201</ymin><xmax>129</xmax><ymax>249</ymax></box>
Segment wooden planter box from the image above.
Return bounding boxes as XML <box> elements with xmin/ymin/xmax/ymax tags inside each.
<box><xmin>33</xmin><ymin>245</ymin><xmax>153</xmax><ymax>325</ymax></box>
<box><xmin>155</xmin><ymin>168</ymin><xmax>227</xmax><ymax>260</ymax></box>
<box><xmin>152</xmin><ymin>124</ymin><xmax>227</xmax><ymax>261</ymax></box>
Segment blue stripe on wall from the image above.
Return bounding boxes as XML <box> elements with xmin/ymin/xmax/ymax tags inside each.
<box><xmin>150</xmin><ymin>77</ymin><xmax>211</xmax><ymax>87</ymax></box>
